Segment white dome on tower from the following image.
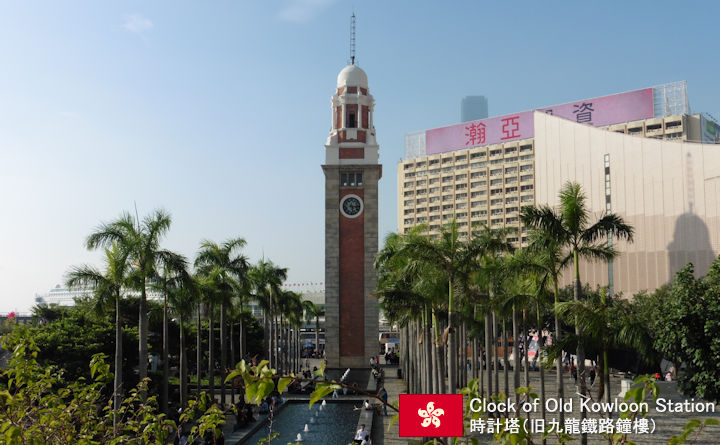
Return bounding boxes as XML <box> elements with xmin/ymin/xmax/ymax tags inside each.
<box><xmin>337</xmin><ymin>64</ymin><xmax>368</xmax><ymax>89</ymax></box>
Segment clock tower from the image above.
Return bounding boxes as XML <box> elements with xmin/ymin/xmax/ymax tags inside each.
<box><xmin>322</xmin><ymin>62</ymin><xmax>381</xmax><ymax>368</ymax></box>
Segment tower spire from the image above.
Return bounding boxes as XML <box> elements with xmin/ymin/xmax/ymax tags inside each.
<box><xmin>350</xmin><ymin>13</ymin><xmax>356</xmax><ymax>65</ymax></box>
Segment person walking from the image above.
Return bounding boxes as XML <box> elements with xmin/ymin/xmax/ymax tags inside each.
<box><xmin>379</xmin><ymin>387</ymin><xmax>388</xmax><ymax>416</ymax></box>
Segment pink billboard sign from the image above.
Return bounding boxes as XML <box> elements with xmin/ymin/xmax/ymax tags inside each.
<box><xmin>426</xmin><ymin>88</ymin><xmax>654</xmax><ymax>155</ymax></box>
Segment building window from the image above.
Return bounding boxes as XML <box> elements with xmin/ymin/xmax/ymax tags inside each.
<box><xmin>341</xmin><ymin>172</ymin><xmax>363</xmax><ymax>187</ymax></box>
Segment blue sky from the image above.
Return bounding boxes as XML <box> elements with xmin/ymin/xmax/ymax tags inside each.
<box><xmin>1</xmin><ymin>1</ymin><xmax>719</xmax><ymax>313</ymax></box>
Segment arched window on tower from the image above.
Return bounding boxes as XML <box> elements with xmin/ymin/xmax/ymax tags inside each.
<box><xmin>345</xmin><ymin>104</ymin><xmax>358</xmax><ymax>128</ymax></box>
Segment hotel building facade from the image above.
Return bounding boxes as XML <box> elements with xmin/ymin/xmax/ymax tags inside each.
<box><xmin>398</xmin><ymin>82</ymin><xmax>720</xmax><ymax>295</ymax></box>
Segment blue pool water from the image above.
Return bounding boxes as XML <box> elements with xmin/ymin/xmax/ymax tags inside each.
<box><xmin>243</xmin><ymin>401</ymin><xmax>360</xmax><ymax>445</ymax></box>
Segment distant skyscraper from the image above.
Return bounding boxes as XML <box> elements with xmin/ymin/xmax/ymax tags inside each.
<box><xmin>461</xmin><ymin>95</ymin><xmax>488</xmax><ymax>122</ymax></box>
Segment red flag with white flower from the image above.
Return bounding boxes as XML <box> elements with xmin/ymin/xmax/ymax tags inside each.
<box><xmin>399</xmin><ymin>394</ymin><xmax>463</xmax><ymax>437</ymax></box>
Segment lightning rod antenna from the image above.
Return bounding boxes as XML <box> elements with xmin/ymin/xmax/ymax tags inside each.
<box><xmin>350</xmin><ymin>13</ymin><xmax>356</xmax><ymax>65</ymax></box>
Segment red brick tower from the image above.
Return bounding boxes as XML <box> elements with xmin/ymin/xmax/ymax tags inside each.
<box><xmin>322</xmin><ymin>63</ymin><xmax>381</xmax><ymax>368</ymax></box>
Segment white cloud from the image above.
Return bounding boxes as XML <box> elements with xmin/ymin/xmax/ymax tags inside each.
<box><xmin>277</xmin><ymin>0</ymin><xmax>336</xmax><ymax>23</ymax></box>
<box><xmin>123</xmin><ymin>14</ymin><xmax>153</xmax><ymax>34</ymax></box>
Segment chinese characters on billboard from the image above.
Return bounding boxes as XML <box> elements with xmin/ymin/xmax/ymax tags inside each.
<box><xmin>425</xmin><ymin>88</ymin><xmax>654</xmax><ymax>155</ymax></box>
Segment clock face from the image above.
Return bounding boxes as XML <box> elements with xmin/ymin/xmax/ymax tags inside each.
<box><xmin>340</xmin><ymin>195</ymin><xmax>363</xmax><ymax>218</ymax></box>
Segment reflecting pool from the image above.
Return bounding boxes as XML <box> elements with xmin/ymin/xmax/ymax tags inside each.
<box><xmin>242</xmin><ymin>401</ymin><xmax>360</xmax><ymax>445</ymax></box>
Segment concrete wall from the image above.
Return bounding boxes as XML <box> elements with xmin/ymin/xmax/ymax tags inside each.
<box><xmin>533</xmin><ymin>112</ymin><xmax>720</xmax><ymax>296</ymax></box>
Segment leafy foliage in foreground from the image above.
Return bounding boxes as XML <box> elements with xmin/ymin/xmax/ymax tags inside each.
<box><xmin>653</xmin><ymin>259</ymin><xmax>720</xmax><ymax>402</ymax></box>
<box><xmin>0</xmin><ymin>326</ymin><xmax>224</xmax><ymax>444</ymax></box>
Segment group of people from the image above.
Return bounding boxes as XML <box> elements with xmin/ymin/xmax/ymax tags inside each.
<box><xmin>384</xmin><ymin>351</ymin><xmax>399</xmax><ymax>364</ymax></box>
<box><xmin>355</xmin><ymin>387</ymin><xmax>389</xmax><ymax>416</ymax></box>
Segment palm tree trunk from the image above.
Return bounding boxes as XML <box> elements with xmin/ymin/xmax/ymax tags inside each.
<box><xmin>553</xmin><ymin>278</ymin><xmax>565</xmax><ymax>425</ymax></box>
<box><xmin>239</xmin><ymin>303</ymin><xmax>245</xmax><ymax>361</ymax></box>
<box><xmin>197</xmin><ymin>303</ymin><xmax>202</xmax><ymax>397</ymax></box>
<box><xmin>139</xmin><ymin>286</ymin><xmax>149</xmax><ymax>392</ymax></box>
<box><xmin>220</xmin><ymin>303</ymin><xmax>227</xmax><ymax>407</ymax></box>
<box><xmin>512</xmin><ymin>306</ymin><xmax>520</xmax><ymax>406</ymax></box>
<box><xmin>315</xmin><ymin>317</ymin><xmax>320</xmax><ymax>357</ymax></box>
<box><xmin>424</xmin><ymin>307</ymin><xmax>432</xmax><ymax>394</ymax></box>
<box><xmin>536</xmin><ymin>300</ymin><xmax>547</xmax><ymax>442</ymax></box>
<box><xmin>209</xmin><ymin>305</ymin><xmax>215</xmax><ymax>401</ymax></box>
<box><xmin>230</xmin><ymin>321</ymin><xmax>235</xmax><ymax>405</ymax></box>
<box><xmin>432</xmin><ymin>309</ymin><xmax>445</xmax><ymax>394</ymax></box>
<box><xmin>484</xmin><ymin>312</ymin><xmax>492</xmax><ymax>398</ymax></box>
<box><xmin>460</xmin><ymin>321</ymin><xmax>469</xmax><ymax>388</ymax></box>
<box><xmin>502</xmin><ymin>318</ymin><xmax>509</xmax><ymax>396</ymax></box>
<box><xmin>162</xmin><ymin>288</ymin><xmax>169</xmax><ymax>414</ymax></box>
<box><xmin>179</xmin><ymin>316</ymin><xmax>188</xmax><ymax>409</ymax></box>
<box><xmin>113</xmin><ymin>293</ymin><xmax>122</xmax><ymax>435</ymax></box>
<box><xmin>447</xmin><ymin>280</ymin><xmax>457</xmax><ymax>393</ymax></box>
<box><xmin>472</xmin><ymin>306</ymin><xmax>478</xmax><ymax>382</ymax></box>
<box><xmin>493</xmin><ymin>312</ymin><xmax>499</xmax><ymax>396</ymax></box>
<box><xmin>522</xmin><ymin>308</ymin><xmax>529</xmax><ymax>388</ymax></box>
<box><xmin>604</xmin><ymin>348</ymin><xmax>611</xmax><ymax>417</ymax></box>
<box><xmin>573</xmin><ymin>251</ymin><xmax>587</xmax><ymax>445</ymax></box>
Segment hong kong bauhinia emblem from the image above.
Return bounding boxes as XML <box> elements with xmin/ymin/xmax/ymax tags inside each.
<box><xmin>419</xmin><ymin>401</ymin><xmax>445</xmax><ymax>428</ymax></box>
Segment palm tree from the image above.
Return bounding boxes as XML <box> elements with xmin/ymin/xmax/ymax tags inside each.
<box><xmin>302</xmin><ymin>301</ymin><xmax>324</xmax><ymax>357</ymax></box>
<box><xmin>374</xmin><ymin>229</ymin><xmax>440</xmax><ymax>394</ymax></box>
<box><xmin>249</xmin><ymin>260</ymin><xmax>288</xmax><ymax>369</ymax></box>
<box><xmin>521</xmin><ymin>181</ymin><xmax>634</xmax><ymax>444</ymax></box>
<box><xmin>401</xmin><ymin>220</ymin><xmax>494</xmax><ymax>393</ymax></box>
<box><xmin>152</xmin><ymin>251</ymin><xmax>190</xmax><ymax>414</ymax></box>
<box><xmin>195</xmin><ymin>238</ymin><xmax>249</xmax><ymax>407</ymax></box>
<box><xmin>512</xmin><ymin>231</ymin><xmax>568</xmax><ymax>423</ymax></box>
<box><xmin>464</xmin><ymin>224</ymin><xmax>514</xmax><ymax>397</ymax></box>
<box><xmin>167</xmin><ymin>273</ymin><xmax>198</xmax><ymax>409</ymax></box>
<box><xmin>66</xmin><ymin>243</ymin><xmax>130</xmax><ymax>433</ymax></box>
<box><xmin>86</xmin><ymin>210</ymin><xmax>174</xmax><ymax>388</ymax></box>
<box><xmin>278</xmin><ymin>290</ymin><xmax>303</xmax><ymax>373</ymax></box>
